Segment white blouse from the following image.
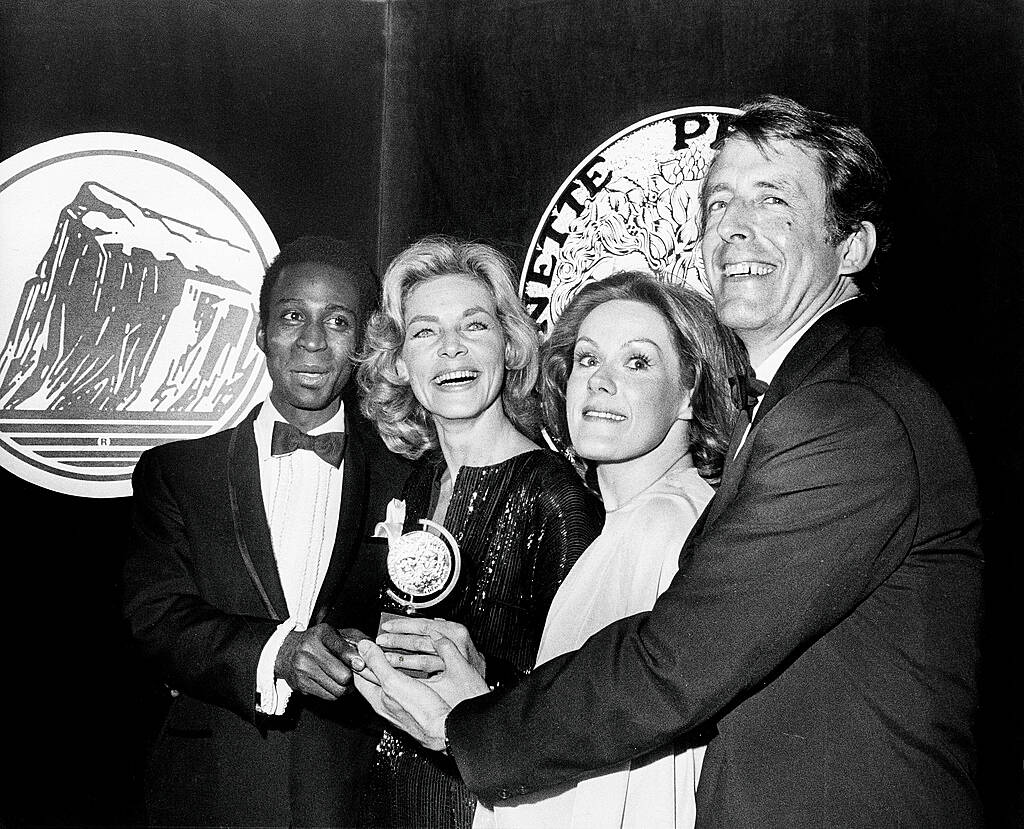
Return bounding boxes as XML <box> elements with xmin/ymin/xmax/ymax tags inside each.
<box><xmin>475</xmin><ymin>458</ymin><xmax>714</xmax><ymax>829</ymax></box>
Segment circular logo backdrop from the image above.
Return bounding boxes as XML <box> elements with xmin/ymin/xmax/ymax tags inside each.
<box><xmin>520</xmin><ymin>106</ymin><xmax>741</xmax><ymax>333</ymax></box>
<box><xmin>0</xmin><ymin>133</ymin><xmax>277</xmax><ymax>498</ymax></box>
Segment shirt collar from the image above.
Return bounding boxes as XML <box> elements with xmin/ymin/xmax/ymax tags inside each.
<box><xmin>254</xmin><ymin>396</ymin><xmax>346</xmax><ymax>462</ymax></box>
<box><xmin>752</xmin><ymin>295</ymin><xmax>860</xmax><ymax>387</ymax></box>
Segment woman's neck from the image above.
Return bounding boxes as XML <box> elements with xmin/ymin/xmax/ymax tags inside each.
<box><xmin>434</xmin><ymin>399</ymin><xmax>537</xmax><ymax>482</ymax></box>
<box><xmin>596</xmin><ymin>421</ymin><xmax>693</xmax><ymax>511</ymax></box>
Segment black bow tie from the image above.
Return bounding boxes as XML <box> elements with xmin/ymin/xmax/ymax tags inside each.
<box><xmin>271</xmin><ymin>421</ymin><xmax>346</xmax><ymax>468</ymax></box>
<box><xmin>729</xmin><ymin>367</ymin><xmax>769</xmax><ymax>417</ymax></box>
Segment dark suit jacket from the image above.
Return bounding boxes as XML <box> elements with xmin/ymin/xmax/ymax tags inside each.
<box><xmin>448</xmin><ymin>301</ymin><xmax>984</xmax><ymax>827</ymax></box>
<box><xmin>123</xmin><ymin>393</ymin><xmax>411</xmax><ymax>827</ymax></box>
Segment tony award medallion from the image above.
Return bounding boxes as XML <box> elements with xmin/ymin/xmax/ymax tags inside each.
<box><xmin>373</xmin><ymin>499</ymin><xmax>462</xmax><ymax>676</ymax></box>
<box><xmin>374</xmin><ymin>499</ymin><xmax>461</xmax><ymax>612</ymax></box>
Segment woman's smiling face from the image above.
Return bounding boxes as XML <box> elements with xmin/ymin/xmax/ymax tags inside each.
<box><xmin>566</xmin><ymin>299</ymin><xmax>691</xmax><ymax>464</ymax></box>
<box><xmin>397</xmin><ymin>274</ymin><xmax>508</xmax><ymax>426</ymax></box>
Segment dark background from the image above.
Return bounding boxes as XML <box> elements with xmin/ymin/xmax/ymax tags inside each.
<box><xmin>2</xmin><ymin>0</ymin><xmax>1022</xmax><ymax>825</ymax></box>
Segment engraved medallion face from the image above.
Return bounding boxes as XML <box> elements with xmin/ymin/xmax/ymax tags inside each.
<box><xmin>387</xmin><ymin>530</ymin><xmax>454</xmax><ymax>597</ymax></box>
<box><xmin>519</xmin><ymin>106</ymin><xmax>742</xmax><ymax>334</ymax></box>
<box><xmin>0</xmin><ymin>133</ymin><xmax>277</xmax><ymax>497</ymax></box>
<box><xmin>383</xmin><ymin>517</ymin><xmax>462</xmax><ymax>610</ymax></box>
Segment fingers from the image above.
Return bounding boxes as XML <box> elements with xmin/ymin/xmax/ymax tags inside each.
<box><xmin>308</xmin><ymin>627</ymin><xmax>357</xmax><ymax>687</ymax></box>
<box><xmin>357</xmin><ymin>639</ymin><xmax>407</xmax><ymax>689</ymax></box>
<box><xmin>290</xmin><ymin>655</ymin><xmax>349</xmax><ymax>700</ymax></box>
<box><xmin>423</xmin><ymin>635</ymin><xmax>491</xmax><ymax>707</ymax></box>
<box><xmin>380</xmin><ymin>617</ymin><xmax>469</xmax><ymax>644</ymax></box>
<box><xmin>286</xmin><ymin>626</ymin><xmax>355</xmax><ymax>699</ymax></box>
<box><xmin>431</xmin><ymin>633</ymin><xmax>477</xmax><ymax>678</ymax></box>
<box><xmin>379</xmin><ymin>617</ymin><xmax>439</xmax><ymax>636</ymax></box>
<box><xmin>353</xmin><ymin>669</ymin><xmax>379</xmax><ymax>692</ymax></box>
<box><xmin>324</xmin><ymin>627</ymin><xmax>368</xmax><ymax>672</ymax></box>
<box><xmin>378</xmin><ymin>616</ymin><xmax>464</xmax><ymax>636</ymax></box>
<box><xmin>351</xmin><ymin>669</ymin><xmax>412</xmax><ymax>738</ymax></box>
<box><xmin>377</xmin><ymin>631</ymin><xmax>437</xmax><ymax>654</ymax></box>
<box><xmin>353</xmin><ymin>672</ymin><xmax>385</xmax><ymax>714</ymax></box>
<box><xmin>358</xmin><ymin>640</ymin><xmax>442</xmax><ymax>695</ymax></box>
<box><xmin>353</xmin><ymin>640</ymin><xmax>452</xmax><ymax>751</ymax></box>
<box><xmin>338</xmin><ymin>626</ymin><xmax>373</xmax><ymax>642</ymax></box>
<box><xmin>383</xmin><ymin>650</ymin><xmax>445</xmax><ymax>675</ymax></box>
<box><xmin>379</xmin><ymin>617</ymin><xmax>476</xmax><ymax>661</ymax></box>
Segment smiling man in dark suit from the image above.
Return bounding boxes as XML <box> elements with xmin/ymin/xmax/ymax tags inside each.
<box><xmin>124</xmin><ymin>236</ymin><xmax>409</xmax><ymax>827</ymax></box>
<box><xmin>354</xmin><ymin>96</ymin><xmax>984</xmax><ymax>826</ymax></box>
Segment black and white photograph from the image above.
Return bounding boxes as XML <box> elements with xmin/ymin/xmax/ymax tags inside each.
<box><xmin>1</xmin><ymin>1</ymin><xmax>1021</xmax><ymax>826</ymax></box>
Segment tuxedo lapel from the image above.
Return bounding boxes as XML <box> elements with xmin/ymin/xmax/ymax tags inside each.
<box><xmin>702</xmin><ymin>301</ymin><xmax>862</xmax><ymax>529</ymax></box>
<box><xmin>751</xmin><ymin>299</ymin><xmax>861</xmax><ymax>429</ymax></box>
<box><xmin>311</xmin><ymin>414</ymin><xmax>369</xmax><ymax>624</ymax></box>
<box><xmin>227</xmin><ymin>406</ymin><xmax>289</xmax><ymax>621</ymax></box>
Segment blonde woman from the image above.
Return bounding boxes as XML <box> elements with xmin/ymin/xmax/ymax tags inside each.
<box><xmin>356</xmin><ymin>236</ymin><xmax>603</xmax><ymax>829</ymax></box>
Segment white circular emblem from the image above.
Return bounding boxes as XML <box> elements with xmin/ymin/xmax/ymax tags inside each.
<box><xmin>384</xmin><ymin>518</ymin><xmax>462</xmax><ymax>610</ymax></box>
<box><xmin>0</xmin><ymin>133</ymin><xmax>277</xmax><ymax>498</ymax></box>
<box><xmin>387</xmin><ymin>529</ymin><xmax>454</xmax><ymax>597</ymax></box>
<box><xmin>519</xmin><ymin>106</ymin><xmax>742</xmax><ymax>333</ymax></box>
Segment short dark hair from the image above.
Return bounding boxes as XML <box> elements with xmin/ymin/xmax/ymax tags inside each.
<box><xmin>259</xmin><ymin>236</ymin><xmax>378</xmax><ymax>331</ymax></box>
<box><xmin>706</xmin><ymin>94</ymin><xmax>891</xmax><ymax>294</ymax></box>
<box><xmin>540</xmin><ymin>271</ymin><xmax>746</xmax><ymax>483</ymax></box>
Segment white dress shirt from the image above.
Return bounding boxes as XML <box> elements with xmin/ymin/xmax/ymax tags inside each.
<box><xmin>253</xmin><ymin>398</ymin><xmax>345</xmax><ymax>715</ymax></box>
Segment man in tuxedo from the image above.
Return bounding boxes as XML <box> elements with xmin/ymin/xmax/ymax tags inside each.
<box><xmin>355</xmin><ymin>96</ymin><xmax>984</xmax><ymax>825</ymax></box>
<box><xmin>124</xmin><ymin>236</ymin><xmax>409</xmax><ymax>827</ymax></box>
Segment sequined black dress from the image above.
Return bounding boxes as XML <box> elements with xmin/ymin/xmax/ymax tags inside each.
<box><xmin>361</xmin><ymin>448</ymin><xmax>603</xmax><ymax>829</ymax></box>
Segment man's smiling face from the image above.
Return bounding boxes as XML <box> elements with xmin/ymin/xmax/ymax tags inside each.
<box><xmin>257</xmin><ymin>261</ymin><xmax>361</xmax><ymax>432</ymax></box>
<box><xmin>701</xmin><ymin>137</ymin><xmax>848</xmax><ymax>352</ymax></box>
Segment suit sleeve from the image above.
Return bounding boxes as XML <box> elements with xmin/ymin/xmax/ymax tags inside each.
<box><xmin>123</xmin><ymin>449</ymin><xmax>277</xmax><ymax>722</ymax></box>
<box><xmin>448</xmin><ymin>381</ymin><xmax>919</xmax><ymax>800</ymax></box>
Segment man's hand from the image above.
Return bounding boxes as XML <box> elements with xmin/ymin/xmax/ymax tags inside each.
<box><xmin>377</xmin><ymin>616</ymin><xmax>487</xmax><ymax>677</ymax></box>
<box><xmin>274</xmin><ymin>624</ymin><xmax>371</xmax><ymax>700</ymax></box>
<box><xmin>354</xmin><ymin>634</ymin><xmax>490</xmax><ymax>751</ymax></box>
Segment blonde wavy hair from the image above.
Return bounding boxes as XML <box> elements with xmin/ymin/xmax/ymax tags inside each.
<box><xmin>358</xmin><ymin>236</ymin><xmax>542</xmax><ymax>459</ymax></box>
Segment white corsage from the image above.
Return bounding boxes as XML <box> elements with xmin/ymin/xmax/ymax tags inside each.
<box><xmin>373</xmin><ymin>498</ymin><xmax>408</xmax><ymax>543</ymax></box>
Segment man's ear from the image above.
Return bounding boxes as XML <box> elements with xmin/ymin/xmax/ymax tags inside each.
<box><xmin>838</xmin><ymin>221</ymin><xmax>877</xmax><ymax>275</ymax></box>
<box><xmin>256</xmin><ymin>325</ymin><xmax>267</xmax><ymax>355</ymax></box>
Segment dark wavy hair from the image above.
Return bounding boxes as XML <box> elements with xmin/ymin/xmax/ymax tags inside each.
<box><xmin>540</xmin><ymin>271</ymin><xmax>746</xmax><ymax>482</ymax></box>
<box><xmin>705</xmin><ymin>94</ymin><xmax>891</xmax><ymax>294</ymax></box>
<box><xmin>259</xmin><ymin>236</ymin><xmax>378</xmax><ymax>332</ymax></box>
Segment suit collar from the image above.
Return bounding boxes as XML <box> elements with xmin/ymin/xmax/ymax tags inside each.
<box><xmin>228</xmin><ymin>404</ymin><xmax>289</xmax><ymax>620</ymax></box>
<box><xmin>751</xmin><ymin>298</ymin><xmax>867</xmax><ymax>430</ymax></box>
<box><xmin>706</xmin><ymin>300</ymin><xmax>870</xmax><ymax>527</ymax></box>
<box><xmin>309</xmin><ymin>410</ymin><xmax>371</xmax><ymax>624</ymax></box>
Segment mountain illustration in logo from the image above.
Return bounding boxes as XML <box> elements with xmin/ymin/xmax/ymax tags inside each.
<box><xmin>0</xmin><ymin>182</ymin><xmax>263</xmax><ymax>416</ymax></box>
